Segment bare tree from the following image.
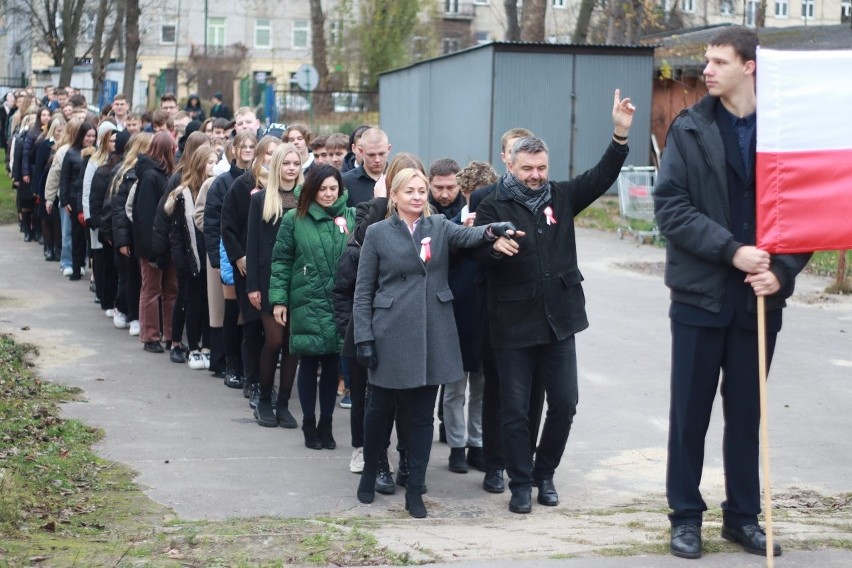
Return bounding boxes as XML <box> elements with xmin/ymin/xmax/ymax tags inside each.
<box><xmin>504</xmin><ymin>0</ymin><xmax>520</xmax><ymax>41</ymax></box>
<box><xmin>520</xmin><ymin>0</ymin><xmax>547</xmax><ymax>42</ymax></box>
<box><xmin>574</xmin><ymin>0</ymin><xmax>596</xmax><ymax>43</ymax></box>
<box><xmin>308</xmin><ymin>0</ymin><xmax>332</xmax><ymax>112</ymax></box>
<box><xmin>89</xmin><ymin>0</ymin><xmax>125</xmax><ymax>104</ymax></box>
<box><xmin>605</xmin><ymin>0</ymin><xmax>645</xmax><ymax>44</ymax></box>
<box><xmin>58</xmin><ymin>0</ymin><xmax>87</xmax><ymax>86</ymax></box>
<box><xmin>10</xmin><ymin>0</ymin><xmax>84</xmax><ymax>75</ymax></box>
<box><xmin>123</xmin><ymin>0</ymin><xmax>141</xmax><ymax>107</ymax></box>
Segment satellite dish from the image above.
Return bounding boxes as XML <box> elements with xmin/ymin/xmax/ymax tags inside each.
<box><xmin>295</xmin><ymin>64</ymin><xmax>319</xmax><ymax>91</ymax></box>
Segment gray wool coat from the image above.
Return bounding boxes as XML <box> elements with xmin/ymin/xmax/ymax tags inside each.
<box><xmin>353</xmin><ymin>213</ymin><xmax>490</xmax><ymax>390</ymax></box>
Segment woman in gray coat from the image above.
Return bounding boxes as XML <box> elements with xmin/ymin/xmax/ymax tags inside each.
<box><xmin>353</xmin><ymin>167</ymin><xmax>519</xmax><ymax>517</ymax></box>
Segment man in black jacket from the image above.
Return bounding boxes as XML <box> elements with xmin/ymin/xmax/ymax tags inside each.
<box><xmin>474</xmin><ymin>90</ymin><xmax>634</xmax><ymax>514</ymax></box>
<box><xmin>654</xmin><ymin>26</ymin><xmax>810</xmax><ymax>560</ymax></box>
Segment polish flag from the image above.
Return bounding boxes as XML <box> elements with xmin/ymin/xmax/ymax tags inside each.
<box><xmin>756</xmin><ymin>48</ymin><xmax>852</xmax><ymax>254</ymax></box>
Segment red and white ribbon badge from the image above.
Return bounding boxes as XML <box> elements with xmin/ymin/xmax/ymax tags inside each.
<box><xmin>419</xmin><ymin>237</ymin><xmax>432</xmax><ymax>263</ymax></box>
<box><xmin>544</xmin><ymin>205</ymin><xmax>558</xmax><ymax>226</ymax></box>
<box><xmin>334</xmin><ymin>216</ymin><xmax>349</xmax><ymax>235</ymax></box>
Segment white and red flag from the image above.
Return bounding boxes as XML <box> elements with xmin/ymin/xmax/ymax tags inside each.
<box><xmin>756</xmin><ymin>48</ymin><xmax>852</xmax><ymax>254</ymax></box>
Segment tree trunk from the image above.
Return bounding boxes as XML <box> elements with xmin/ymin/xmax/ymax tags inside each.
<box><xmin>58</xmin><ymin>0</ymin><xmax>86</xmax><ymax>87</ymax></box>
<box><xmin>308</xmin><ymin>0</ymin><xmax>332</xmax><ymax>113</ymax></box>
<box><xmin>504</xmin><ymin>0</ymin><xmax>520</xmax><ymax>41</ymax></box>
<box><xmin>520</xmin><ymin>0</ymin><xmax>547</xmax><ymax>42</ymax></box>
<box><xmin>836</xmin><ymin>251</ymin><xmax>849</xmax><ymax>292</ymax></box>
<box><xmin>123</xmin><ymin>0</ymin><xmax>141</xmax><ymax>107</ymax></box>
<box><xmin>573</xmin><ymin>0</ymin><xmax>596</xmax><ymax>43</ymax></box>
<box><xmin>90</xmin><ymin>0</ymin><xmax>109</xmax><ymax>104</ymax></box>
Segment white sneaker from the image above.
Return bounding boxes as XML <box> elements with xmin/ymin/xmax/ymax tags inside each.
<box><xmin>105</xmin><ymin>309</ymin><xmax>114</xmax><ymax>318</ymax></box>
<box><xmin>62</xmin><ymin>267</ymin><xmax>73</xmax><ymax>277</ymax></box>
<box><xmin>128</xmin><ymin>320</ymin><xmax>141</xmax><ymax>336</ymax></box>
<box><xmin>187</xmin><ymin>351</ymin><xmax>206</xmax><ymax>370</ymax></box>
<box><xmin>349</xmin><ymin>448</ymin><xmax>364</xmax><ymax>473</ymax></box>
<box><xmin>113</xmin><ymin>311</ymin><xmax>127</xmax><ymax>329</ymax></box>
<box><xmin>201</xmin><ymin>350</ymin><xmax>211</xmax><ymax>369</ymax></box>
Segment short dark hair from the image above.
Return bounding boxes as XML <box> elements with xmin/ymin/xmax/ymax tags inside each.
<box><xmin>708</xmin><ymin>25</ymin><xmax>759</xmax><ymax>64</ymax></box>
<box><xmin>297</xmin><ymin>164</ymin><xmax>343</xmax><ymax>216</ymax></box>
<box><xmin>160</xmin><ymin>92</ymin><xmax>177</xmax><ymax>104</ymax></box>
<box><xmin>152</xmin><ymin>109</ymin><xmax>173</xmax><ymax>130</ymax></box>
<box><xmin>311</xmin><ymin>136</ymin><xmax>327</xmax><ymax>151</ymax></box>
<box><xmin>212</xmin><ymin>117</ymin><xmax>230</xmax><ymax>130</ymax></box>
<box><xmin>69</xmin><ymin>94</ymin><xmax>87</xmax><ymax>109</ymax></box>
<box><xmin>428</xmin><ymin>158</ymin><xmax>460</xmax><ymax>180</ymax></box>
<box><xmin>510</xmin><ymin>137</ymin><xmax>549</xmax><ymax>162</ymax></box>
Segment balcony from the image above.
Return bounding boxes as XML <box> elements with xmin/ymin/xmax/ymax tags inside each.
<box><xmin>443</xmin><ymin>0</ymin><xmax>475</xmax><ymax>20</ymax></box>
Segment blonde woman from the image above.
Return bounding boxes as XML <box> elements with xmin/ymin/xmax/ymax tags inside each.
<box><xmin>44</xmin><ymin>117</ymin><xmax>84</xmax><ymax>275</ymax></box>
<box><xmin>245</xmin><ymin>143</ymin><xmax>302</xmax><ymax>427</ymax></box>
<box><xmin>82</xmin><ymin>123</ymin><xmax>117</xmax><ymax>302</ymax></box>
<box><xmin>109</xmin><ymin>132</ymin><xmax>153</xmax><ymax>336</ymax></box>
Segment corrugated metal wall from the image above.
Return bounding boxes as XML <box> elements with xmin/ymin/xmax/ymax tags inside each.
<box><xmin>379</xmin><ymin>44</ymin><xmax>654</xmax><ymax>182</ymax></box>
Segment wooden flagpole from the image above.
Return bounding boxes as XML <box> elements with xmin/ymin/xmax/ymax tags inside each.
<box><xmin>757</xmin><ymin>295</ymin><xmax>775</xmax><ymax>567</ymax></box>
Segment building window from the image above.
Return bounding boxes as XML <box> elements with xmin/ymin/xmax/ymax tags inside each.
<box><xmin>207</xmin><ymin>17</ymin><xmax>225</xmax><ymax>47</ymax></box>
<box><xmin>161</xmin><ymin>24</ymin><xmax>176</xmax><ymax>44</ymax></box>
<box><xmin>801</xmin><ymin>0</ymin><xmax>814</xmax><ymax>18</ymax></box>
<box><xmin>553</xmin><ymin>0</ymin><xmax>566</xmax><ymax>7</ymax></box>
<box><xmin>83</xmin><ymin>11</ymin><xmax>96</xmax><ymax>41</ymax></box>
<box><xmin>473</xmin><ymin>0</ymin><xmax>489</xmax><ymax>4</ymax></box>
<box><xmin>745</xmin><ymin>0</ymin><xmax>759</xmax><ymax>25</ymax></box>
<box><xmin>442</xmin><ymin>37</ymin><xmax>460</xmax><ymax>54</ymax></box>
<box><xmin>445</xmin><ymin>0</ymin><xmax>460</xmax><ymax>13</ymax></box>
<box><xmin>682</xmin><ymin>0</ymin><xmax>695</xmax><ymax>12</ymax></box>
<box><xmin>720</xmin><ymin>0</ymin><xmax>734</xmax><ymax>15</ymax></box>
<box><xmin>328</xmin><ymin>20</ymin><xmax>343</xmax><ymax>47</ymax></box>
<box><xmin>475</xmin><ymin>31</ymin><xmax>490</xmax><ymax>44</ymax></box>
<box><xmin>255</xmin><ymin>18</ymin><xmax>271</xmax><ymax>48</ymax></box>
<box><xmin>292</xmin><ymin>19</ymin><xmax>309</xmax><ymax>49</ymax></box>
<box><xmin>774</xmin><ymin>0</ymin><xmax>788</xmax><ymax>16</ymax></box>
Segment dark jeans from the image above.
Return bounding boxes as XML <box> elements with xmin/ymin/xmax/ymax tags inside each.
<box><xmin>297</xmin><ymin>354</ymin><xmax>339</xmax><ymax>420</ymax></box>
<box><xmin>259</xmin><ymin>313</ymin><xmax>298</xmax><ymax>405</ymax></box>
<box><xmin>666</xmin><ymin>320</ymin><xmax>776</xmax><ymax>528</ymax></box>
<box><xmin>93</xmin><ymin>245</ymin><xmax>117</xmax><ymax>310</ymax></box>
<box><xmin>111</xmin><ymin>247</ymin><xmax>129</xmax><ymax>317</ymax></box>
<box><xmin>70</xmin><ymin>217</ymin><xmax>86</xmax><ymax>275</ymax></box>
<box><xmin>116</xmin><ymin>250</ymin><xmax>140</xmax><ymax>321</ymax></box>
<box><xmin>494</xmin><ymin>336</ymin><xmax>578</xmax><ymax>492</ymax></box>
<box><xmin>363</xmin><ymin>384</ymin><xmax>438</xmax><ymax>488</ymax></box>
<box><xmin>481</xmin><ymin>356</ymin><xmax>546</xmax><ymax>472</ymax></box>
<box><xmin>182</xmin><ymin>274</ymin><xmax>209</xmax><ymax>351</ymax></box>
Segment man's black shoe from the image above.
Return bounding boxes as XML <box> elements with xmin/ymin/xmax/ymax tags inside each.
<box><xmin>448</xmin><ymin>447</ymin><xmax>468</xmax><ymax>473</ymax></box>
<box><xmin>483</xmin><ymin>469</ymin><xmax>505</xmax><ymax>493</ymax></box>
<box><xmin>375</xmin><ymin>452</ymin><xmax>396</xmax><ymax>495</ymax></box>
<box><xmin>143</xmin><ymin>341</ymin><xmax>164</xmax><ymax>353</ymax></box>
<box><xmin>670</xmin><ymin>524</ymin><xmax>702</xmax><ymax>559</ymax></box>
<box><xmin>535</xmin><ymin>478</ymin><xmax>559</xmax><ymax>506</ymax></box>
<box><xmin>721</xmin><ymin>524</ymin><xmax>782</xmax><ymax>557</ymax></box>
<box><xmin>509</xmin><ymin>489</ymin><xmax>532</xmax><ymax>514</ymax></box>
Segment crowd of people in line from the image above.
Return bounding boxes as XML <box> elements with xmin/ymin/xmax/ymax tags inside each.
<box><xmin>3</xmin><ymin>83</ymin><xmax>635</xmax><ymax>520</ymax></box>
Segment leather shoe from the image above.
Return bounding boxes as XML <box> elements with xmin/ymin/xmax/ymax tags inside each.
<box><xmin>721</xmin><ymin>523</ymin><xmax>782</xmax><ymax>557</ymax></box>
<box><xmin>483</xmin><ymin>469</ymin><xmax>505</xmax><ymax>493</ymax></box>
<box><xmin>535</xmin><ymin>478</ymin><xmax>559</xmax><ymax>506</ymax></box>
<box><xmin>670</xmin><ymin>524</ymin><xmax>702</xmax><ymax>559</ymax></box>
<box><xmin>508</xmin><ymin>488</ymin><xmax>532</xmax><ymax>514</ymax></box>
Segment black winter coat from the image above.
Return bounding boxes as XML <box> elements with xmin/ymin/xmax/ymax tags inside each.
<box><xmin>221</xmin><ymin>170</ymin><xmax>256</xmax><ymax>265</ymax></box>
<box><xmin>245</xmin><ymin>189</ymin><xmax>295</xmax><ymax>313</ymax></box>
<box><xmin>132</xmin><ymin>154</ymin><xmax>170</xmax><ymax>261</ymax></box>
<box><xmin>165</xmin><ymin>190</ymin><xmax>204</xmax><ymax>278</ymax></box>
<box><xmin>110</xmin><ymin>167</ymin><xmax>137</xmax><ymax>250</ymax></box>
<box><xmin>474</xmin><ymin>141</ymin><xmax>628</xmax><ymax>349</ymax></box>
<box><xmin>88</xmin><ymin>163</ymin><xmax>113</xmax><ymax>231</ymax></box>
<box><xmin>59</xmin><ymin>147</ymin><xmax>85</xmax><ymax>213</ymax></box>
<box><xmin>203</xmin><ymin>162</ymin><xmax>245</xmax><ymax>268</ymax></box>
<box><xmin>31</xmin><ymin>139</ymin><xmax>54</xmax><ymax>203</ymax></box>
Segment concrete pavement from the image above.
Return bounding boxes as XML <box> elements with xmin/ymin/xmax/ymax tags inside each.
<box><xmin>1</xmin><ymin>222</ymin><xmax>851</xmax><ymax>565</ymax></box>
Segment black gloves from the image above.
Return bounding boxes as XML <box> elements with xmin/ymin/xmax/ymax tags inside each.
<box><xmin>356</xmin><ymin>341</ymin><xmax>377</xmax><ymax>369</ymax></box>
<box><xmin>489</xmin><ymin>222</ymin><xmax>517</xmax><ymax>237</ymax></box>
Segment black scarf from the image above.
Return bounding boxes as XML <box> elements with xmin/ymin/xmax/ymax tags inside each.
<box><xmin>502</xmin><ymin>171</ymin><xmax>552</xmax><ymax>215</ymax></box>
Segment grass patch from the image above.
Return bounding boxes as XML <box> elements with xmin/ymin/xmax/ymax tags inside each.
<box><xmin>0</xmin><ymin>334</ymin><xmax>403</xmax><ymax>566</ymax></box>
<box><xmin>0</xmin><ymin>150</ymin><xmax>17</xmax><ymax>224</ymax></box>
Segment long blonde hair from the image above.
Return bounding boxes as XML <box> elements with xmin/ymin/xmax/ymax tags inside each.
<box><xmin>261</xmin><ymin>143</ymin><xmax>302</xmax><ymax>224</ymax></box>
<box><xmin>90</xmin><ymin>125</ymin><xmax>116</xmax><ymax>167</ymax></box>
<box><xmin>387</xmin><ymin>168</ymin><xmax>431</xmax><ymax>219</ymax></box>
<box><xmin>251</xmin><ymin>135</ymin><xmax>283</xmax><ymax>190</ymax></box>
<box><xmin>178</xmin><ymin>143</ymin><xmax>216</xmax><ymax>198</ymax></box>
<box><xmin>109</xmin><ymin>132</ymin><xmax>152</xmax><ymax>196</ymax></box>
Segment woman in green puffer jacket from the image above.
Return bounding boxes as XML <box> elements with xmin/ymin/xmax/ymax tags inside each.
<box><xmin>270</xmin><ymin>164</ymin><xmax>357</xmax><ymax>451</ymax></box>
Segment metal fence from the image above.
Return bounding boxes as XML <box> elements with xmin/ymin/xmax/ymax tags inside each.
<box><xmin>270</xmin><ymin>89</ymin><xmax>379</xmax><ymax>133</ymax></box>
<box><xmin>0</xmin><ymin>76</ymin><xmax>27</xmax><ymax>90</ymax></box>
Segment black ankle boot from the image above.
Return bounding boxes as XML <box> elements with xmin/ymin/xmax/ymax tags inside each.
<box><xmin>254</xmin><ymin>397</ymin><xmax>277</xmax><ymax>427</ymax></box>
<box><xmin>405</xmin><ymin>486</ymin><xmax>427</xmax><ymax>518</ymax></box>
<box><xmin>302</xmin><ymin>417</ymin><xmax>322</xmax><ymax>450</ymax></box>
<box><xmin>396</xmin><ymin>450</ymin><xmax>410</xmax><ymax>487</ymax></box>
<box><xmin>317</xmin><ymin>416</ymin><xmax>336</xmax><ymax>449</ymax></box>
<box><xmin>224</xmin><ymin>357</ymin><xmax>242</xmax><ymax>389</ymax></box>
<box><xmin>375</xmin><ymin>451</ymin><xmax>396</xmax><ymax>495</ymax></box>
<box><xmin>357</xmin><ymin>469</ymin><xmax>376</xmax><ymax>503</ymax></box>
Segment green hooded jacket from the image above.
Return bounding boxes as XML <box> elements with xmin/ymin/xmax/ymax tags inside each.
<box><xmin>269</xmin><ymin>191</ymin><xmax>356</xmax><ymax>355</ymax></box>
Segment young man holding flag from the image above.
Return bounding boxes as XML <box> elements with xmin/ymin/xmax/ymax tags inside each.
<box><xmin>655</xmin><ymin>26</ymin><xmax>811</xmax><ymax>559</ymax></box>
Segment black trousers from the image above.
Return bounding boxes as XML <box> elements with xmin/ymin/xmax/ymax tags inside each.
<box><xmin>70</xmin><ymin>217</ymin><xmax>86</xmax><ymax>275</ymax></box>
<box><xmin>494</xmin><ymin>336</ymin><xmax>578</xmax><ymax>492</ymax></box>
<box><xmin>666</xmin><ymin>320</ymin><xmax>776</xmax><ymax>528</ymax></box>
<box><xmin>363</xmin><ymin>384</ymin><xmax>438</xmax><ymax>489</ymax></box>
<box><xmin>347</xmin><ymin>357</ymin><xmax>368</xmax><ymax>448</ymax></box>
<box><xmin>93</xmin><ymin>245</ymin><xmax>117</xmax><ymax>310</ymax></box>
<box><xmin>481</xmin><ymin>356</ymin><xmax>546</xmax><ymax>472</ymax></box>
